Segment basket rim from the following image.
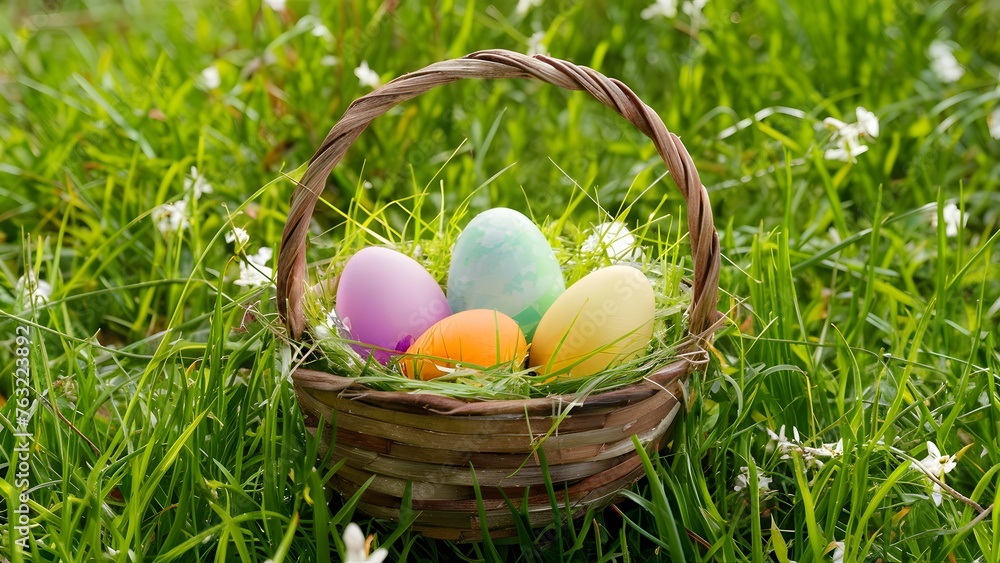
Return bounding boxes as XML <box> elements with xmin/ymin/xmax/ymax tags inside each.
<box><xmin>276</xmin><ymin>49</ymin><xmax>723</xmax><ymax>404</ymax></box>
<box><xmin>291</xmin><ymin>348</ymin><xmax>700</xmax><ymax>416</ymax></box>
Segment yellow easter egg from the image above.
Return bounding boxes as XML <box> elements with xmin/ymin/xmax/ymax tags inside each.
<box><xmin>529</xmin><ymin>265</ymin><xmax>654</xmax><ymax>379</ymax></box>
<box><xmin>401</xmin><ymin>310</ymin><xmax>528</xmax><ymax>380</ymax></box>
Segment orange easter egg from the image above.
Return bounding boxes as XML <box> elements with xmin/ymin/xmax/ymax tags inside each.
<box><xmin>401</xmin><ymin>310</ymin><xmax>528</xmax><ymax>380</ymax></box>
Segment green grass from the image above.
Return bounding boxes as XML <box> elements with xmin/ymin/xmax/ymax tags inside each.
<box><xmin>1</xmin><ymin>0</ymin><xmax>998</xmax><ymax>561</ymax></box>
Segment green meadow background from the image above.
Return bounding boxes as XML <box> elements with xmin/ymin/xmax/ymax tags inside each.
<box><xmin>1</xmin><ymin>0</ymin><xmax>999</xmax><ymax>561</ymax></box>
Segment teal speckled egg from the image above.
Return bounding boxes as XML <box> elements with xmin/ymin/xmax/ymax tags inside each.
<box><xmin>447</xmin><ymin>208</ymin><xmax>565</xmax><ymax>340</ymax></box>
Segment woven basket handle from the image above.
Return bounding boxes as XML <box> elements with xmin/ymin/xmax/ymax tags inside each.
<box><xmin>277</xmin><ymin>49</ymin><xmax>721</xmax><ymax>342</ymax></box>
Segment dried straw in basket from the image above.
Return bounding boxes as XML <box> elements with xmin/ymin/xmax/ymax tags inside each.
<box><xmin>275</xmin><ymin>49</ymin><xmax>722</xmax><ymax>541</ymax></box>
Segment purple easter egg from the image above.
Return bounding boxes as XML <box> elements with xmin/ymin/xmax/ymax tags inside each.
<box><xmin>335</xmin><ymin>247</ymin><xmax>451</xmax><ymax>364</ymax></box>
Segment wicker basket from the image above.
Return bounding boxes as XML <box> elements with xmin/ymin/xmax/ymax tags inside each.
<box><xmin>276</xmin><ymin>49</ymin><xmax>721</xmax><ymax>541</ymax></box>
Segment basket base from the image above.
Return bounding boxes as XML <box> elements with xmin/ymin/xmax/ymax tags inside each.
<box><xmin>294</xmin><ymin>364</ymin><xmax>687</xmax><ymax>541</ymax></box>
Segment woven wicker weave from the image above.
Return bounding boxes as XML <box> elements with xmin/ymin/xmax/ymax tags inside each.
<box><xmin>276</xmin><ymin>49</ymin><xmax>721</xmax><ymax>541</ymax></box>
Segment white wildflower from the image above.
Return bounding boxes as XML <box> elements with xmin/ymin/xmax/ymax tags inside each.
<box><xmin>822</xmin><ymin>117</ymin><xmax>848</xmax><ymax>131</ymax></box>
<box><xmin>827</xmin><ymin>439</ymin><xmax>844</xmax><ymax>456</ymax></box>
<box><xmin>914</xmin><ymin>441</ymin><xmax>958</xmax><ymax>506</ymax></box>
<box><xmin>733</xmin><ymin>468</ymin><xmax>749</xmax><ymax>491</ymax></box>
<box><xmin>734</xmin><ymin>465</ymin><xmax>772</xmax><ymax>492</ymax></box>
<box><xmin>200</xmin><ymin>65</ymin><xmax>221</xmax><ymax>90</ymax></box>
<box><xmin>313</xmin><ymin>308</ymin><xmax>348</xmax><ymax>341</ymax></box>
<box><xmin>831</xmin><ymin>541</ymin><xmax>845</xmax><ymax>563</ymax></box>
<box><xmin>184</xmin><ymin>166</ymin><xmax>213</xmax><ymax>199</ymax></box>
<box><xmin>526</xmin><ymin>31</ymin><xmax>547</xmax><ymax>57</ymax></box>
<box><xmin>16</xmin><ymin>273</ymin><xmax>52</xmax><ymax>306</ymax></box>
<box><xmin>855</xmin><ymin>106</ymin><xmax>879</xmax><ymax>138</ymax></box>
<box><xmin>226</xmin><ymin>227</ymin><xmax>250</xmax><ymax>251</ymax></box>
<box><xmin>263</xmin><ymin>0</ymin><xmax>285</xmax><ymax>11</ymax></box>
<box><xmin>766</xmin><ymin>425</ymin><xmax>798</xmax><ymax>457</ymax></box>
<box><xmin>321</xmin><ymin>55</ymin><xmax>340</xmax><ymax>67</ymax></box>
<box><xmin>801</xmin><ymin>439</ymin><xmax>844</xmax><ymax>470</ymax></box>
<box><xmin>354</xmin><ymin>61</ymin><xmax>381</xmax><ymax>89</ymax></box>
<box><xmin>928</xmin><ymin>40</ymin><xmax>964</xmax><ymax>83</ymax></box>
<box><xmin>988</xmin><ymin>107</ymin><xmax>1000</xmax><ymax>140</ymax></box>
<box><xmin>582</xmin><ymin>221</ymin><xmax>645</xmax><ymax>263</ymax></box>
<box><xmin>824</xmin><ymin>143</ymin><xmax>868</xmax><ymax>163</ymax></box>
<box><xmin>930</xmin><ymin>483</ymin><xmax>944</xmax><ymax>506</ymax></box>
<box><xmin>107</xmin><ymin>548</ymin><xmax>136</xmax><ymax>560</ymax></box>
<box><xmin>758</xmin><ymin>472</ymin><xmax>772</xmax><ymax>491</ymax></box>
<box><xmin>249</xmin><ymin>246</ymin><xmax>272</xmax><ymax>266</ymax></box>
<box><xmin>931</xmin><ymin>202</ymin><xmax>968</xmax><ymax>238</ymax></box>
<box><xmin>917</xmin><ymin>441</ymin><xmax>957</xmax><ymax>479</ymax></box>
<box><xmin>767</xmin><ymin>426</ymin><xmax>842</xmax><ymax>470</ymax></box>
<box><xmin>979</xmin><ymin>391</ymin><xmax>990</xmax><ymax>407</ymax></box>
<box><xmin>312</xmin><ymin>23</ymin><xmax>331</xmax><ymax>38</ymax></box>
<box><xmin>682</xmin><ymin>0</ymin><xmax>709</xmax><ymax>18</ymax></box>
<box><xmin>823</xmin><ymin>107</ymin><xmax>878</xmax><ymax>163</ymax></box>
<box><xmin>344</xmin><ymin>523</ymin><xmax>388</xmax><ymax>563</ymax></box>
<box><xmin>235</xmin><ymin>247</ymin><xmax>274</xmax><ymax>287</ymax></box>
<box><xmin>641</xmin><ymin>0</ymin><xmax>678</xmax><ymax>19</ymax></box>
<box><xmin>515</xmin><ymin>0</ymin><xmax>543</xmax><ymax>16</ymax></box>
<box><xmin>152</xmin><ymin>200</ymin><xmax>190</xmax><ymax>235</ymax></box>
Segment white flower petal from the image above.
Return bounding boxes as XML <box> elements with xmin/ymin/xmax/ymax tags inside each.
<box><xmin>342</xmin><ymin>522</ymin><xmax>386</xmax><ymax>562</ymax></box>
<box><xmin>16</xmin><ymin>273</ymin><xmax>52</xmax><ymax>306</ymax></box>
<box><xmin>152</xmin><ymin>200</ymin><xmax>190</xmax><ymax>235</ymax></box>
<box><xmin>582</xmin><ymin>221</ymin><xmax>645</xmax><ymax>263</ymax></box>
<box><xmin>766</xmin><ymin>425</ymin><xmax>786</xmax><ymax>443</ymax></box>
<box><xmin>928</xmin><ymin>40</ymin><xmax>964</xmax><ymax>83</ymax></box>
<box><xmin>235</xmin><ymin>247</ymin><xmax>274</xmax><ymax>287</ymax></box>
<box><xmin>264</xmin><ymin>0</ymin><xmax>285</xmax><ymax>11</ymax></box>
<box><xmin>855</xmin><ymin>107</ymin><xmax>879</xmax><ymax>138</ymax></box>
<box><xmin>827</xmin><ymin>439</ymin><xmax>844</xmax><ymax>456</ymax></box>
<box><xmin>312</xmin><ymin>24</ymin><xmax>330</xmax><ymax>38</ymax></box>
<box><xmin>343</xmin><ymin>522</ymin><xmax>366</xmax><ymax>553</ymax></box>
<box><xmin>823</xmin><ymin>110</ymin><xmax>875</xmax><ymax>163</ymax></box>
<box><xmin>823</xmin><ymin>117</ymin><xmax>848</xmax><ymax>131</ymax></box>
<box><xmin>248</xmin><ymin>246</ymin><xmax>273</xmax><ymax>266</ymax></box>
<box><xmin>184</xmin><ymin>166</ymin><xmax>213</xmax><ymax>199</ymax></box>
<box><xmin>641</xmin><ymin>0</ymin><xmax>678</xmax><ymax>19</ymax></box>
<box><xmin>234</xmin><ymin>263</ymin><xmax>271</xmax><ymax>287</ymax></box>
<box><xmin>989</xmin><ymin>107</ymin><xmax>1000</xmax><ymax>140</ymax></box>
<box><xmin>831</xmin><ymin>541</ymin><xmax>845</xmax><ymax>563</ymax></box>
<box><xmin>939</xmin><ymin>203</ymin><xmax>968</xmax><ymax>238</ymax></box>
<box><xmin>200</xmin><ymin>66</ymin><xmax>221</xmax><ymax>90</ymax></box>
<box><xmin>734</xmin><ymin>466</ymin><xmax>750</xmax><ymax>491</ymax></box>
<box><xmin>354</xmin><ymin>61</ymin><xmax>381</xmax><ymax>89</ymax></box>
<box><xmin>226</xmin><ymin>227</ymin><xmax>250</xmax><ymax>250</ymax></box>
<box><xmin>926</xmin><ymin>441</ymin><xmax>941</xmax><ymax>460</ymax></box>
<box><xmin>681</xmin><ymin>0</ymin><xmax>708</xmax><ymax>18</ymax></box>
<box><xmin>758</xmin><ymin>473</ymin><xmax>772</xmax><ymax>490</ymax></box>
<box><xmin>931</xmin><ymin>483</ymin><xmax>943</xmax><ymax>506</ymax></box>
<box><xmin>825</xmin><ymin>143</ymin><xmax>868</xmax><ymax>163</ymax></box>
<box><xmin>526</xmin><ymin>31</ymin><xmax>547</xmax><ymax>57</ymax></box>
<box><xmin>343</xmin><ymin>524</ymin><xmax>364</xmax><ymax>550</ymax></box>
<box><xmin>515</xmin><ymin>0</ymin><xmax>543</xmax><ymax>16</ymax></box>
<box><xmin>767</xmin><ymin>424</ymin><xmax>801</xmax><ymax>457</ymax></box>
